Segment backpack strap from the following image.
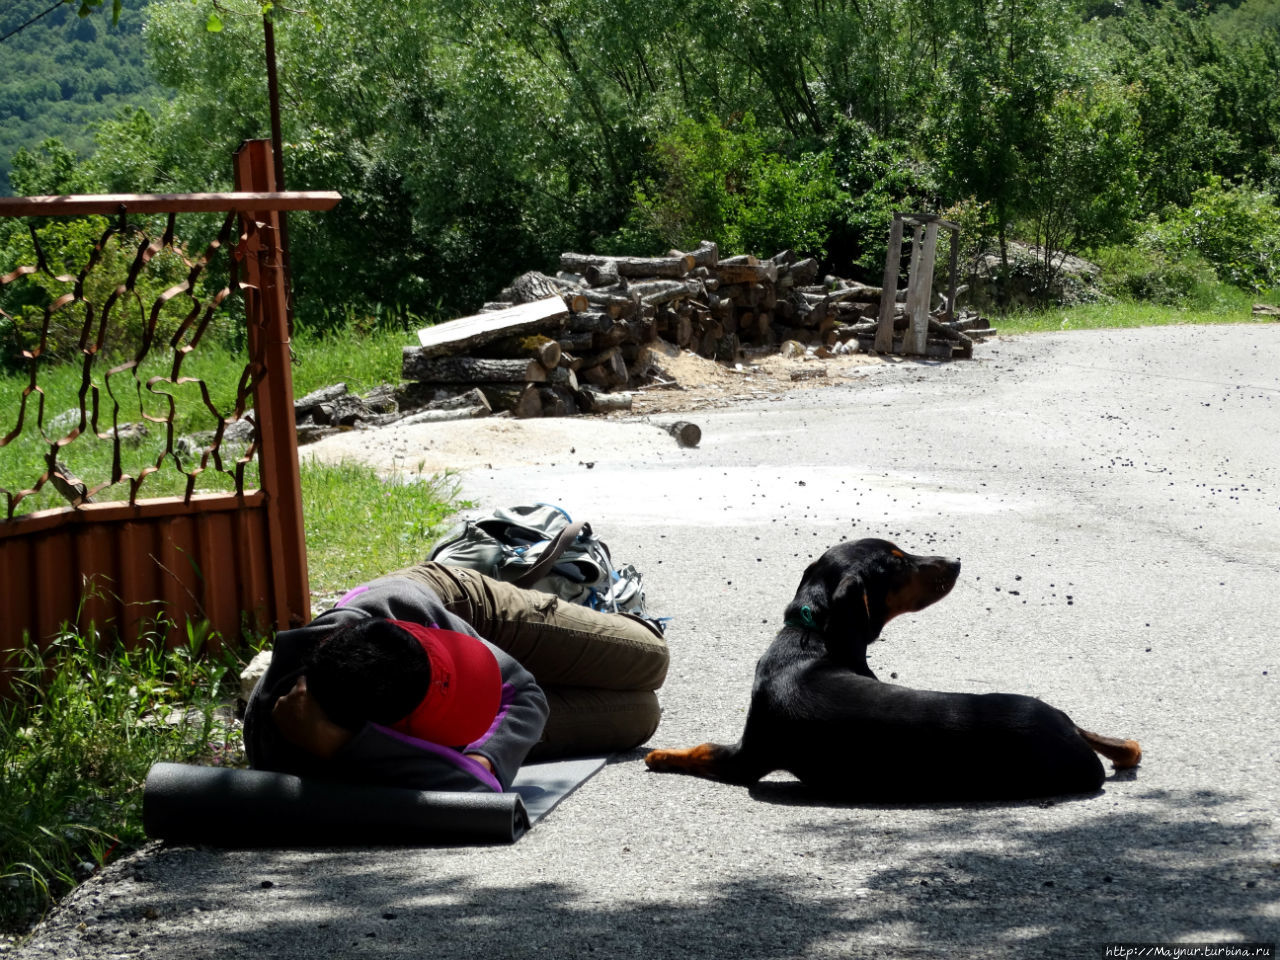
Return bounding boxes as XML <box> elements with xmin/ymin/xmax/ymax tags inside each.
<box><xmin>510</xmin><ymin>520</ymin><xmax>588</xmax><ymax>589</ymax></box>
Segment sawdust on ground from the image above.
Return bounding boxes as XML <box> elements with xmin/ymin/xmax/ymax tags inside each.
<box><xmin>624</xmin><ymin>343</ymin><xmax>889</xmax><ymax>416</ymax></box>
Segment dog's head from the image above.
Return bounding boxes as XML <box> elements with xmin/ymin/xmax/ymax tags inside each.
<box><xmin>784</xmin><ymin>538</ymin><xmax>960</xmax><ymax>660</ymax></box>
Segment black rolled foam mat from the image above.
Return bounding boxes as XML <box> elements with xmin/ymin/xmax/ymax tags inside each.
<box><xmin>143</xmin><ymin>756</ymin><xmax>607</xmax><ymax>847</ymax></box>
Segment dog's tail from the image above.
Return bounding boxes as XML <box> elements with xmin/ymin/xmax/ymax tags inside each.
<box><xmin>1076</xmin><ymin>727</ymin><xmax>1142</xmax><ymax>769</ymax></box>
<box><xmin>644</xmin><ymin>742</ymin><xmax>762</xmax><ymax>785</ymax></box>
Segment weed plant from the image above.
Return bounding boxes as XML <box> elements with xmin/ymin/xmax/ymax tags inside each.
<box><xmin>0</xmin><ymin>618</ymin><xmax>249</xmax><ymax>933</ymax></box>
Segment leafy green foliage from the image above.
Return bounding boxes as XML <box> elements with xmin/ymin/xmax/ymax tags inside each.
<box><xmin>1141</xmin><ymin>176</ymin><xmax>1280</xmax><ymax>292</ymax></box>
<box><xmin>610</xmin><ymin>115</ymin><xmax>844</xmax><ymax>259</ymax></box>
<box><xmin>0</xmin><ymin>0</ymin><xmax>163</xmax><ymax>194</ymax></box>
<box><xmin>6</xmin><ymin>0</ymin><xmax>1280</xmax><ymax>322</ymax></box>
<box><xmin>1</xmin><ymin>620</ymin><xmax>246</xmax><ymax>932</ymax></box>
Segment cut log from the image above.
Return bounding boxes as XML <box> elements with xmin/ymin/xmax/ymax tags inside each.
<box><xmin>578</xmin><ymin>347</ymin><xmax>630</xmax><ymax>388</ymax></box>
<box><xmin>576</xmin><ymin>386</ymin><xmax>633</xmax><ymax>412</ymax></box>
<box><xmin>664</xmin><ymin>420</ymin><xmax>701</xmax><ymax>447</ymax></box>
<box><xmin>567</xmin><ymin>311</ymin><xmax>616</xmax><ymax>334</ymax></box>
<box><xmin>312</xmin><ymin>387</ymin><xmax>398</xmax><ymax>427</ymax></box>
<box><xmin>477</xmin><ymin>333</ymin><xmax>562</xmax><ymax>369</ymax></box>
<box><xmin>560</xmin><ymin>252</ymin><xmax>695</xmax><ymax>278</ymax></box>
<box><xmin>790</xmin><ymin>365</ymin><xmax>828</xmax><ymax>382</ymax></box>
<box><xmin>295</xmin><ymin>383</ymin><xmax>350</xmax><ymax>416</ymax></box>
<box><xmin>949</xmin><ymin>315</ymin><xmax>991</xmax><ymax>332</ymax></box>
<box><xmin>503</xmin><ymin>270</ymin><xmax>568</xmax><ymax>304</ymax></box>
<box><xmin>415</xmin><ymin>295</ymin><xmax>568</xmax><ymax>358</ymax></box>
<box><xmin>585</xmin><ymin>260</ymin><xmax>619</xmax><ymax>287</ymax></box>
<box><xmin>788</xmin><ymin>258</ymin><xmax>820</xmax><ymax>285</ymax></box>
<box><xmin>580</xmin><ymin>289</ymin><xmax>635</xmax><ymax>318</ymax></box>
<box><xmin>403</xmin><ymin>354</ymin><xmax>548</xmax><ymax>384</ymax></box>
<box><xmin>713</xmin><ymin>332</ymin><xmax>740</xmax><ymax>361</ymax></box>
<box><xmin>546</xmin><ymin>366</ymin><xmax>580</xmax><ymax>391</ymax></box>
<box><xmin>537</xmin><ymin>386</ymin><xmax>578</xmax><ymax>417</ymax></box>
<box><xmin>927</xmin><ymin>316</ymin><xmax>975</xmax><ymax>358</ymax></box>
<box><xmin>422</xmin><ymin>387</ymin><xmax>492</xmax><ymax>413</ymax></box>
<box><xmin>627</xmin><ymin>279</ymin><xmax>702</xmax><ymax>305</ymax></box>
<box><xmin>482</xmin><ymin>383</ymin><xmax>542</xmax><ymax>418</ymax></box>
<box><xmin>399</xmin><ymin>405</ymin><xmax>489</xmax><ymax>425</ymax></box>
<box><xmin>557</xmin><ymin>333</ymin><xmax>595</xmax><ymax>354</ymax></box>
<box><xmin>669</xmin><ymin>240</ymin><xmax>719</xmax><ymax>268</ymax></box>
<box><xmin>714</xmin><ymin>261</ymin><xmax>778</xmax><ymax>285</ymax></box>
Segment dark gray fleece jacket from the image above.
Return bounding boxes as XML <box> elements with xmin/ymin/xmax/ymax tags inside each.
<box><xmin>243</xmin><ymin>576</ymin><xmax>549</xmax><ymax>793</ymax></box>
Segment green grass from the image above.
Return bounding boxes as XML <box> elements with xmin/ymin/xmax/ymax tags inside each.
<box><xmin>0</xmin><ymin>326</ymin><xmax>411</xmax><ymax>517</ymax></box>
<box><xmin>301</xmin><ymin>459</ymin><xmax>467</xmax><ymax>595</ymax></box>
<box><xmin>0</xmin><ymin>620</ymin><xmax>247</xmax><ymax>932</ymax></box>
<box><xmin>995</xmin><ymin>294</ymin><xmax>1277</xmax><ymax>336</ymax></box>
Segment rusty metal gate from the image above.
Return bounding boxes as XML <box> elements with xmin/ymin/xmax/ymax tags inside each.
<box><xmin>0</xmin><ymin>140</ymin><xmax>340</xmax><ymax>687</ymax></box>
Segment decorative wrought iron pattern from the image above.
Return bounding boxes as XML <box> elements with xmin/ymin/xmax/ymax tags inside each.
<box><xmin>0</xmin><ymin>210</ymin><xmax>268</xmax><ymax>520</ymax></box>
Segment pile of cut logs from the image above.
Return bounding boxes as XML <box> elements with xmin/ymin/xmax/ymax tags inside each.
<box><xmin>397</xmin><ymin>241</ymin><xmax>992</xmax><ymax>419</ymax></box>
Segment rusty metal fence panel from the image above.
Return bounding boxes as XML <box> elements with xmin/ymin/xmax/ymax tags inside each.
<box><xmin>0</xmin><ymin>140</ymin><xmax>340</xmax><ymax>688</ymax></box>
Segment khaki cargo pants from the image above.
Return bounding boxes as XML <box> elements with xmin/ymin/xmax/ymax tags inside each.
<box><xmin>392</xmin><ymin>561</ymin><xmax>669</xmax><ymax>762</ymax></box>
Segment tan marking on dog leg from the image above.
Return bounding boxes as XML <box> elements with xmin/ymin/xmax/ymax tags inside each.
<box><xmin>1077</xmin><ymin>727</ymin><xmax>1143</xmax><ymax>769</ymax></box>
<box><xmin>645</xmin><ymin>743</ymin><xmax>729</xmax><ymax>777</ymax></box>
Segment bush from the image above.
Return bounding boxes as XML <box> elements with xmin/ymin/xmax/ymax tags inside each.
<box><xmin>607</xmin><ymin>115</ymin><xmax>844</xmax><ymax>259</ymax></box>
<box><xmin>1092</xmin><ymin>245</ymin><xmax>1222</xmax><ymax>304</ymax></box>
<box><xmin>826</xmin><ymin>118</ymin><xmax>938</xmax><ymax>279</ymax></box>
<box><xmin>1141</xmin><ymin>176</ymin><xmax>1280</xmax><ymax>292</ymax></box>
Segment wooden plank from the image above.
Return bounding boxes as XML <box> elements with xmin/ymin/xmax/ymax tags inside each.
<box><xmin>0</xmin><ymin>491</ymin><xmax>262</xmax><ymax>538</ymax></box>
<box><xmin>559</xmin><ymin>252</ymin><xmax>695</xmax><ymax>278</ymax></box>
<box><xmin>0</xmin><ymin>192</ymin><xmax>341</xmax><ymax>217</ymax></box>
<box><xmin>414</xmin><ymin>295</ymin><xmax>569</xmax><ymax>358</ymax></box>
<box><xmin>874</xmin><ymin>216</ymin><xmax>904</xmax><ymax>353</ymax></box>
<box><xmin>901</xmin><ymin>223</ymin><xmax>925</xmax><ymax>354</ymax></box>
<box><xmin>906</xmin><ymin>222</ymin><xmax>938</xmax><ymax>356</ymax></box>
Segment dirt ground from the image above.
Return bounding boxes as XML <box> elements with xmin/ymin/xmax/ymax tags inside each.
<box><xmin>622</xmin><ymin>341</ymin><xmax>891</xmax><ymax>416</ymax></box>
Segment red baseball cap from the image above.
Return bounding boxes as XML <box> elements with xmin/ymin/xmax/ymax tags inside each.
<box><xmin>386</xmin><ymin>621</ymin><xmax>501</xmax><ymax>747</ymax></box>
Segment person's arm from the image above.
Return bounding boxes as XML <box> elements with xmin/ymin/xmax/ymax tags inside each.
<box><xmin>457</xmin><ymin>652</ymin><xmax>549</xmax><ymax>789</ymax></box>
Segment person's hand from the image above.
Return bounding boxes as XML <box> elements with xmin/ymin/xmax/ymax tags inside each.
<box><xmin>465</xmin><ymin>753</ymin><xmax>494</xmax><ymax>774</ymax></box>
<box><xmin>272</xmin><ymin>676</ymin><xmax>354</xmax><ymax>759</ymax></box>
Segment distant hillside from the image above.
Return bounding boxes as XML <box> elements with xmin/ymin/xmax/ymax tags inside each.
<box><xmin>0</xmin><ymin>0</ymin><xmax>167</xmax><ymax>194</ymax></box>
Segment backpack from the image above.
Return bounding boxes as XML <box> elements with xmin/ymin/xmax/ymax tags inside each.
<box><xmin>428</xmin><ymin>504</ymin><xmax>652</xmax><ymax>621</ymax></box>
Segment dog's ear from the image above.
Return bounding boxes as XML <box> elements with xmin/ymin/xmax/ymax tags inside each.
<box><xmin>827</xmin><ymin>573</ymin><xmax>872</xmax><ymax>643</ymax></box>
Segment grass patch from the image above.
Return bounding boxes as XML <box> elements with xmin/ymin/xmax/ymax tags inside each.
<box><xmin>301</xmin><ymin>458</ymin><xmax>467</xmax><ymax>596</ymax></box>
<box><xmin>0</xmin><ymin>620</ymin><xmax>249</xmax><ymax>933</ymax></box>
<box><xmin>995</xmin><ymin>298</ymin><xmax>1274</xmax><ymax>335</ymax></box>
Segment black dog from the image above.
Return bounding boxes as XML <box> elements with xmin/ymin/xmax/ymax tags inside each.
<box><xmin>646</xmin><ymin>538</ymin><xmax>1141</xmax><ymax>801</ymax></box>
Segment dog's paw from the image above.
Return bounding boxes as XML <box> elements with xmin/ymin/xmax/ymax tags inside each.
<box><xmin>644</xmin><ymin>749</ymin><xmax>673</xmax><ymax>771</ymax></box>
<box><xmin>1112</xmin><ymin>739</ymin><xmax>1143</xmax><ymax>769</ymax></box>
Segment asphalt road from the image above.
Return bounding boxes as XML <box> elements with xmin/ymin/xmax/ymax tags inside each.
<box><xmin>17</xmin><ymin>324</ymin><xmax>1280</xmax><ymax>959</ymax></box>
